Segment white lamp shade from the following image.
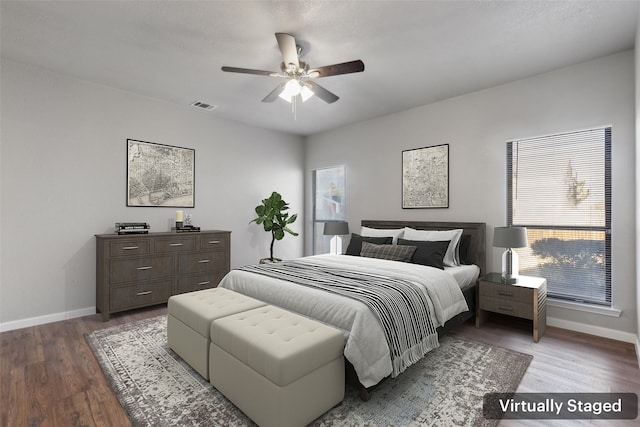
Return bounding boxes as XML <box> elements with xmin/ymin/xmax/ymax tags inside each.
<box><xmin>493</xmin><ymin>227</ymin><xmax>528</xmax><ymax>248</ymax></box>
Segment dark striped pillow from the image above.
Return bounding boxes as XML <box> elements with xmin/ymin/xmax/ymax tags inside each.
<box><xmin>345</xmin><ymin>234</ymin><xmax>393</xmax><ymax>256</ymax></box>
<box><xmin>360</xmin><ymin>241</ymin><xmax>417</xmax><ymax>262</ymax></box>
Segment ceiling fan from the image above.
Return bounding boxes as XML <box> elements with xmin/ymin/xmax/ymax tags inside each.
<box><xmin>221</xmin><ymin>33</ymin><xmax>365</xmax><ymax>104</ymax></box>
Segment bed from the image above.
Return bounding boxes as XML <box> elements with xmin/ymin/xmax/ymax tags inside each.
<box><xmin>218</xmin><ymin>220</ymin><xmax>486</xmax><ymax>399</ymax></box>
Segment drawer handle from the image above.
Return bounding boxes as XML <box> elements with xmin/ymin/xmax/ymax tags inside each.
<box><xmin>137</xmin><ymin>266</ymin><xmax>152</xmax><ymax>271</ymax></box>
<box><xmin>136</xmin><ymin>291</ymin><xmax>152</xmax><ymax>296</ymax></box>
<box><xmin>198</xmin><ymin>281</ymin><xmax>211</xmax><ymax>286</ymax></box>
<box><xmin>498</xmin><ymin>305</ymin><xmax>514</xmax><ymax>311</ymax></box>
<box><xmin>198</xmin><ymin>259</ymin><xmax>211</xmax><ymax>263</ymax></box>
<box><xmin>122</xmin><ymin>246</ymin><xmax>139</xmax><ymax>250</ymax></box>
<box><xmin>497</xmin><ymin>291</ymin><xmax>514</xmax><ymax>297</ymax></box>
<box><xmin>208</xmin><ymin>240</ymin><xmax>221</xmax><ymax>244</ymax></box>
<box><xmin>169</xmin><ymin>243</ymin><xmax>183</xmax><ymax>247</ymax></box>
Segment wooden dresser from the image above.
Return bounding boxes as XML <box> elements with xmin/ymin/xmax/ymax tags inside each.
<box><xmin>476</xmin><ymin>273</ymin><xmax>547</xmax><ymax>342</ymax></box>
<box><xmin>96</xmin><ymin>230</ymin><xmax>231</xmax><ymax>321</ymax></box>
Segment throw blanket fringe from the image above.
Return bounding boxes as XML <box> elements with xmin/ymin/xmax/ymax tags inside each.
<box><xmin>395</xmin><ymin>334</ymin><xmax>441</xmax><ymax>376</ymax></box>
<box><xmin>239</xmin><ymin>260</ymin><xmax>440</xmax><ymax>378</ymax></box>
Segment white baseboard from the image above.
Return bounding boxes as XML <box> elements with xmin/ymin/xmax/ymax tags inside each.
<box><xmin>0</xmin><ymin>307</ymin><xmax>96</xmax><ymax>333</ymax></box>
<box><xmin>548</xmin><ymin>316</ymin><xmax>638</xmax><ymax>344</ymax></box>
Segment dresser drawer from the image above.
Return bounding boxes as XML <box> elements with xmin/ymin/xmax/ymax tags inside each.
<box><xmin>176</xmin><ymin>271</ymin><xmax>225</xmax><ymax>294</ymax></box>
<box><xmin>479</xmin><ymin>296</ymin><xmax>534</xmax><ymax>320</ymax></box>
<box><xmin>479</xmin><ymin>281</ymin><xmax>532</xmax><ymax>304</ymax></box>
<box><xmin>178</xmin><ymin>251</ymin><xmax>226</xmax><ymax>274</ymax></box>
<box><xmin>110</xmin><ymin>280</ymin><xmax>172</xmax><ymax>310</ymax></box>
<box><xmin>199</xmin><ymin>233</ymin><xmax>229</xmax><ymax>250</ymax></box>
<box><xmin>153</xmin><ymin>236</ymin><xmax>196</xmax><ymax>253</ymax></box>
<box><xmin>109</xmin><ymin>239</ymin><xmax>151</xmax><ymax>257</ymax></box>
<box><xmin>109</xmin><ymin>255</ymin><xmax>174</xmax><ymax>284</ymax></box>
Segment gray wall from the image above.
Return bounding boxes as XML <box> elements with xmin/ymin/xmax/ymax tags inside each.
<box><xmin>305</xmin><ymin>51</ymin><xmax>636</xmax><ymax>338</ymax></box>
<box><xmin>635</xmin><ymin>11</ymin><xmax>640</xmax><ymax>351</ymax></box>
<box><xmin>0</xmin><ymin>60</ymin><xmax>305</xmax><ymax>328</ymax></box>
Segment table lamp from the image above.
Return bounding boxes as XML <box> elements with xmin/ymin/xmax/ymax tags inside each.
<box><xmin>323</xmin><ymin>221</ymin><xmax>349</xmax><ymax>254</ymax></box>
<box><xmin>493</xmin><ymin>226</ymin><xmax>528</xmax><ymax>283</ymax></box>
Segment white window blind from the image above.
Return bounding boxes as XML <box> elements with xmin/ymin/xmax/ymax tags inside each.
<box><xmin>507</xmin><ymin>127</ymin><xmax>611</xmax><ymax>306</ymax></box>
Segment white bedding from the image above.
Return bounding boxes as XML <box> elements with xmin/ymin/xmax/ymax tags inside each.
<box><xmin>445</xmin><ymin>264</ymin><xmax>480</xmax><ymax>290</ymax></box>
<box><xmin>218</xmin><ymin>254</ymin><xmax>470</xmax><ymax>387</ymax></box>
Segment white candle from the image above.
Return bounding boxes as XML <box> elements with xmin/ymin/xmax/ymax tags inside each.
<box><xmin>176</xmin><ymin>211</ymin><xmax>183</xmax><ymax>222</ymax></box>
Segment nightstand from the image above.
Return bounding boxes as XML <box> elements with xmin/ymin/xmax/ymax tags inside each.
<box><xmin>475</xmin><ymin>273</ymin><xmax>547</xmax><ymax>342</ymax></box>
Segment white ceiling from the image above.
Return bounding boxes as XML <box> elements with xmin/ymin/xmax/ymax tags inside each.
<box><xmin>2</xmin><ymin>1</ymin><xmax>638</xmax><ymax>136</ymax></box>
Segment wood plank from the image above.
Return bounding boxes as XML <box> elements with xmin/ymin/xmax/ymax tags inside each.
<box><xmin>0</xmin><ymin>304</ymin><xmax>638</xmax><ymax>426</ymax></box>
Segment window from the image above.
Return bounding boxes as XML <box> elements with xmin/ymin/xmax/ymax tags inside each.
<box><xmin>312</xmin><ymin>165</ymin><xmax>346</xmax><ymax>254</ymax></box>
<box><xmin>507</xmin><ymin>127</ymin><xmax>611</xmax><ymax>306</ymax></box>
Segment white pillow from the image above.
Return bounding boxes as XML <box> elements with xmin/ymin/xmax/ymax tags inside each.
<box><xmin>360</xmin><ymin>226</ymin><xmax>404</xmax><ymax>244</ymax></box>
<box><xmin>403</xmin><ymin>227</ymin><xmax>463</xmax><ymax>267</ymax></box>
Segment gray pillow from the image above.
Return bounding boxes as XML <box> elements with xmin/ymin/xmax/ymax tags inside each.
<box><xmin>360</xmin><ymin>241</ymin><xmax>417</xmax><ymax>262</ymax></box>
<box><xmin>345</xmin><ymin>234</ymin><xmax>393</xmax><ymax>256</ymax></box>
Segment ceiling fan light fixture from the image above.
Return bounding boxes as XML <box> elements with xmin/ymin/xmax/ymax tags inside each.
<box><xmin>278</xmin><ymin>88</ymin><xmax>293</xmax><ymax>103</ymax></box>
<box><xmin>285</xmin><ymin>79</ymin><xmax>302</xmax><ymax>95</ymax></box>
<box><xmin>278</xmin><ymin>78</ymin><xmax>313</xmax><ymax>103</ymax></box>
<box><xmin>300</xmin><ymin>84</ymin><xmax>314</xmax><ymax>102</ymax></box>
<box><xmin>278</xmin><ymin>92</ymin><xmax>292</xmax><ymax>103</ymax></box>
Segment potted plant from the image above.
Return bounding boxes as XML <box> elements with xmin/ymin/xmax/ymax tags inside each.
<box><xmin>250</xmin><ymin>191</ymin><xmax>299</xmax><ymax>263</ymax></box>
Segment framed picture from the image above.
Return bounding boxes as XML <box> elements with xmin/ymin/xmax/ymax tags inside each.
<box><xmin>402</xmin><ymin>144</ymin><xmax>449</xmax><ymax>208</ymax></box>
<box><xmin>127</xmin><ymin>139</ymin><xmax>195</xmax><ymax>207</ymax></box>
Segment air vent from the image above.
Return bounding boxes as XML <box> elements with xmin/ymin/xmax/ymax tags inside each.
<box><xmin>190</xmin><ymin>101</ymin><xmax>216</xmax><ymax>111</ymax></box>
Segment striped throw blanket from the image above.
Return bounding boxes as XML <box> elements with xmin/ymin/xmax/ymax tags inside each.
<box><xmin>239</xmin><ymin>259</ymin><xmax>440</xmax><ymax>377</ymax></box>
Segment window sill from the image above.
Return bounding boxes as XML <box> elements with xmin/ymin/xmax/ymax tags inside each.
<box><xmin>547</xmin><ymin>298</ymin><xmax>621</xmax><ymax>317</ymax></box>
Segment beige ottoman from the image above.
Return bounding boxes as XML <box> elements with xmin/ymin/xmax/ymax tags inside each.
<box><xmin>209</xmin><ymin>305</ymin><xmax>345</xmax><ymax>427</ymax></box>
<box><xmin>167</xmin><ymin>288</ymin><xmax>266</xmax><ymax>379</ymax></box>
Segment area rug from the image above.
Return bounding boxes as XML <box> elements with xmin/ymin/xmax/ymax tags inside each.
<box><xmin>86</xmin><ymin>315</ymin><xmax>532</xmax><ymax>427</ymax></box>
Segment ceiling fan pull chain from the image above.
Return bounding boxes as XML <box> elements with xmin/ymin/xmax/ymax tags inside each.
<box><xmin>293</xmin><ymin>95</ymin><xmax>297</xmax><ymax>120</ymax></box>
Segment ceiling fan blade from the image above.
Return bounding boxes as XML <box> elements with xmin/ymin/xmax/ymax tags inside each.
<box><xmin>308</xmin><ymin>60</ymin><xmax>365</xmax><ymax>78</ymax></box>
<box><xmin>305</xmin><ymin>81</ymin><xmax>339</xmax><ymax>103</ymax></box>
<box><xmin>275</xmin><ymin>33</ymin><xmax>299</xmax><ymax>70</ymax></box>
<box><xmin>262</xmin><ymin>81</ymin><xmax>288</xmax><ymax>103</ymax></box>
<box><xmin>221</xmin><ymin>66</ymin><xmax>279</xmax><ymax>77</ymax></box>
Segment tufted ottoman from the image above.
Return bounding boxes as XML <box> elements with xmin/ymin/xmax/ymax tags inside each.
<box><xmin>167</xmin><ymin>287</ymin><xmax>266</xmax><ymax>379</ymax></box>
<box><xmin>210</xmin><ymin>305</ymin><xmax>345</xmax><ymax>427</ymax></box>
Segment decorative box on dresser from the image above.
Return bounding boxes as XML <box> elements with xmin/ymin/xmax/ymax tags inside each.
<box><xmin>96</xmin><ymin>230</ymin><xmax>231</xmax><ymax>321</ymax></box>
<box><xmin>475</xmin><ymin>273</ymin><xmax>547</xmax><ymax>342</ymax></box>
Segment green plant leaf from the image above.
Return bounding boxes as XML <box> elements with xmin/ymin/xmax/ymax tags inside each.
<box><xmin>284</xmin><ymin>226</ymin><xmax>299</xmax><ymax>236</ymax></box>
<box><xmin>274</xmin><ymin>228</ymin><xmax>285</xmax><ymax>240</ymax></box>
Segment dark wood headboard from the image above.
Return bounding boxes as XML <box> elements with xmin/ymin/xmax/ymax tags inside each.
<box><xmin>361</xmin><ymin>220</ymin><xmax>486</xmax><ymax>276</ymax></box>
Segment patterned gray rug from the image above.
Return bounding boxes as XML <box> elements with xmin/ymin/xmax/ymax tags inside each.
<box><xmin>86</xmin><ymin>315</ymin><xmax>532</xmax><ymax>427</ymax></box>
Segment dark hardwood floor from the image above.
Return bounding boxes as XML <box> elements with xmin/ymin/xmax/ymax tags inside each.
<box><xmin>1</xmin><ymin>306</ymin><xmax>638</xmax><ymax>426</ymax></box>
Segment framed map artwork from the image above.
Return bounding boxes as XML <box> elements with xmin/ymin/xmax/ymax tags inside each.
<box><xmin>126</xmin><ymin>139</ymin><xmax>195</xmax><ymax>207</ymax></box>
<box><xmin>402</xmin><ymin>144</ymin><xmax>449</xmax><ymax>208</ymax></box>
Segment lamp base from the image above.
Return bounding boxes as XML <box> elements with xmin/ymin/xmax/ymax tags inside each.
<box><xmin>501</xmin><ymin>248</ymin><xmax>519</xmax><ymax>284</ymax></box>
<box><xmin>329</xmin><ymin>235</ymin><xmax>344</xmax><ymax>255</ymax></box>
<box><xmin>501</xmin><ymin>275</ymin><xmax>518</xmax><ymax>284</ymax></box>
